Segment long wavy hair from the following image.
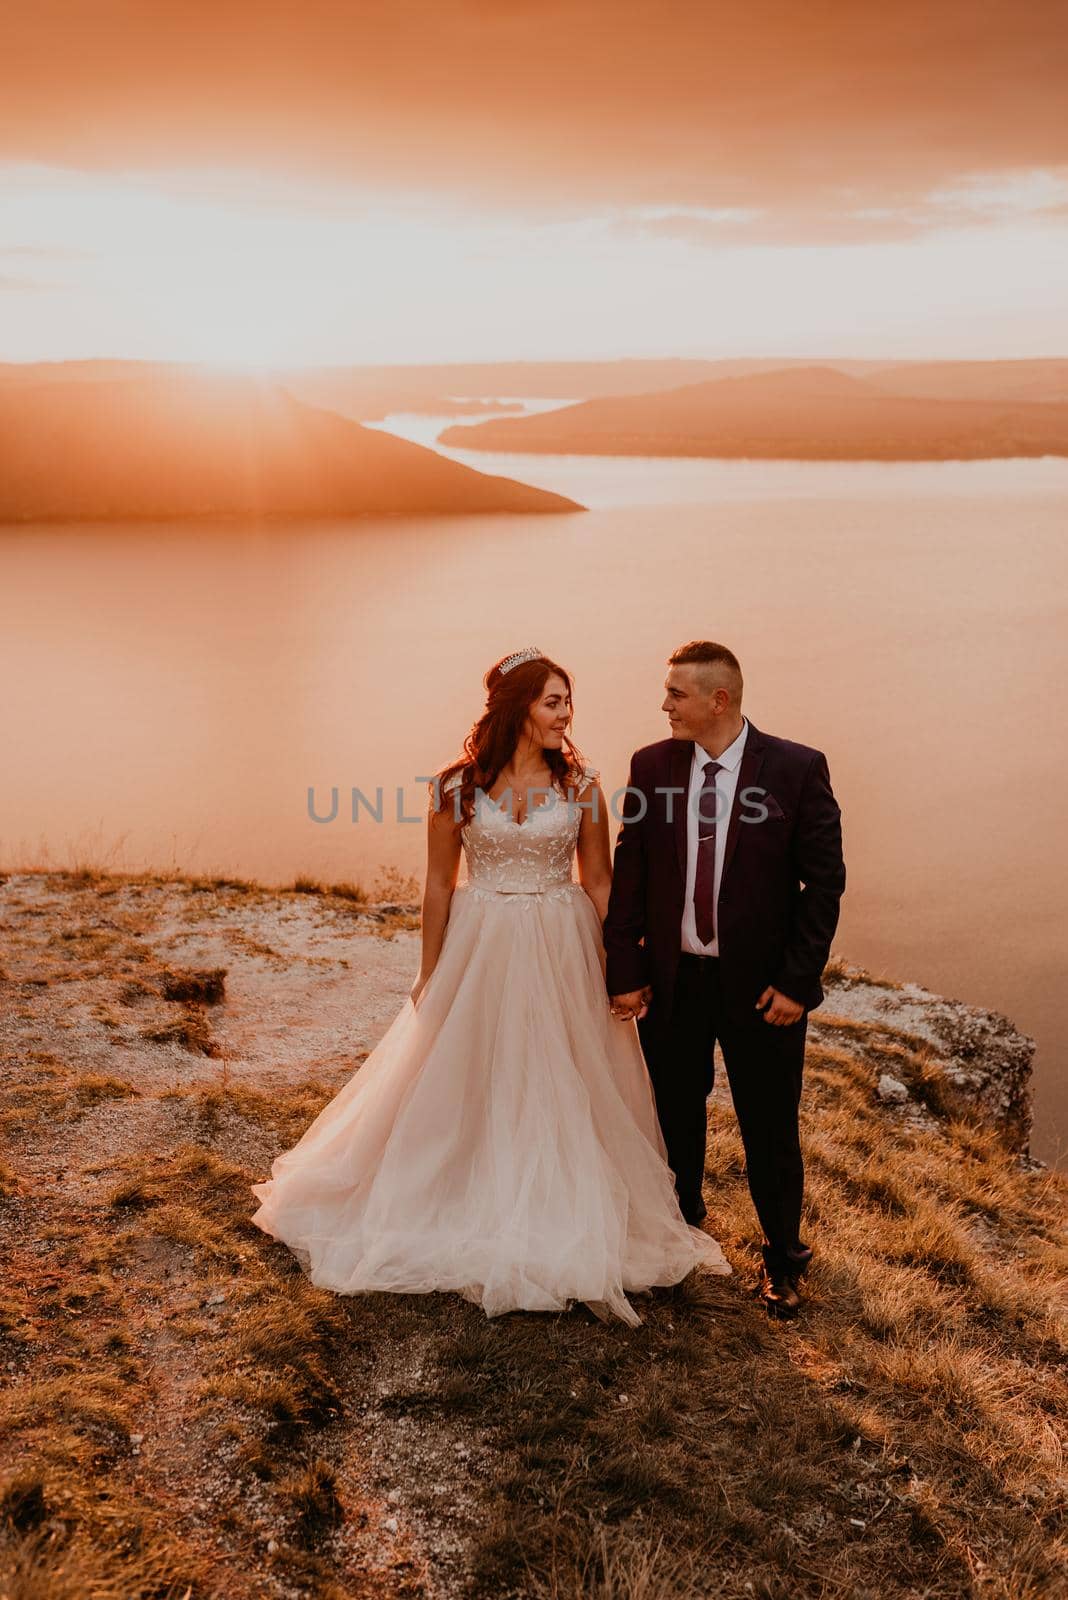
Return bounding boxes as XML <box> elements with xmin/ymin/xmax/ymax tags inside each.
<box><xmin>433</xmin><ymin>653</ymin><xmax>587</xmax><ymax>827</ymax></box>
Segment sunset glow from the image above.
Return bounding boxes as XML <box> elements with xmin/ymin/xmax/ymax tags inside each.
<box><xmin>3</xmin><ymin>161</ymin><xmax>1068</xmax><ymax>367</ymax></box>
<box><xmin>2</xmin><ymin>14</ymin><xmax>1068</xmax><ymax>1566</ymax></box>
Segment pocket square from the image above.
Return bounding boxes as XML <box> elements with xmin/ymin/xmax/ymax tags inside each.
<box><xmin>740</xmin><ymin>790</ymin><xmax>787</xmax><ymax>824</ymax></box>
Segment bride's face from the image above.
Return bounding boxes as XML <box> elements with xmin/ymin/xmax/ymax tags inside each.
<box><xmin>523</xmin><ymin>673</ymin><xmax>572</xmax><ymax>753</ymax></box>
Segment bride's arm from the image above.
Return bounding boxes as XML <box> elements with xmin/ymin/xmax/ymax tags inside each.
<box><xmin>412</xmin><ymin>800</ymin><xmax>462</xmax><ymax>1003</ymax></box>
<box><xmin>575</xmin><ymin>781</ymin><xmax>612</xmax><ymax>925</ymax></box>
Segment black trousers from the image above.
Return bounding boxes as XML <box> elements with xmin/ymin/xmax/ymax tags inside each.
<box><xmin>637</xmin><ymin>952</ymin><xmax>813</xmax><ymax>1279</ymax></box>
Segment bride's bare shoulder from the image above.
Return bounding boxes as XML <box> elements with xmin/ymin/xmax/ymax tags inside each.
<box><xmin>429</xmin><ymin>766</ymin><xmax>468</xmax><ymax>820</ymax></box>
<box><xmin>566</xmin><ymin>756</ymin><xmax>601</xmax><ymax>791</ymax></box>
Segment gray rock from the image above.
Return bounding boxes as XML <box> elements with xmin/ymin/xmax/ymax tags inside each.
<box><xmin>818</xmin><ymin>962</ymin><xmax>1036</xmax><ymax>1156</ymax></box>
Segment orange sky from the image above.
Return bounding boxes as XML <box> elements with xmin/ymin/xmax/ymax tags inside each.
<box><xmin>2</xmin><ymin>0</ymin><xmax>1066</xmax><ymax>363</ymax></box>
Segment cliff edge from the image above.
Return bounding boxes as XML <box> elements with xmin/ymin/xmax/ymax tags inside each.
<box><xmin>812</xmin><ymin>959</ymin><xmax>1037</xmax><ymax>1161</ymax></box>
<box><xmin>0</xmin><ymin>869</ymin><xmax>1063</xmax><ymax>1600</ymax></box>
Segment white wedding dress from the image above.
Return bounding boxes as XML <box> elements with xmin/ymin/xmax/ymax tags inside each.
<box><xmin>250</xmin><ymin>763</ymin><xmax>731</xmax><ymax>1326</ymax></box>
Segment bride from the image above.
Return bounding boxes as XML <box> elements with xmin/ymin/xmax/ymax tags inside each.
<box><xmin>250</xmin><ymin>647</ymin><xmax>731</xmax><ymax>1326</ymax></box>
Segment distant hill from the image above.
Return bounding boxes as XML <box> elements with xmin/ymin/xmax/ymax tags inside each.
<box><xmin>280</xmin><ymin>357</ymin><xmax>869</xmax><ymax>416</ymax></box>
<box><xmin>0</xmin><ymin>356</ymin><xmax>902</xmax><ymax>421</ymax></box>
<box><xmin>0</xmin><ymin>371</ymin><xmax>582</xmax><ymax>522</ymax></box>
<box><xmin>865</xmin><ymin>359</ymin><xmax>1068</xmax><ymax>406</ymax></box>
<box><xmin>272</xmin><ymin>354</ymin><xmax>1068</xmax><ymax>414</ymax></box>
<box><xmin>438</xmin><ymin>365</ymin><xmax>1068</xmax><ymax>461</ymax></box>
<box><xmin>6</xmin><ymin>356</ymin><xmax>1068</xmax><ymax>422</ymax></box>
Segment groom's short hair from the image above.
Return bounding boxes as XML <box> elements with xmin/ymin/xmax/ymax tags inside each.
<box><xmin>668</xmin><ymin>641</ymin><xmax>743</xmax><ymax>704</ymax></box>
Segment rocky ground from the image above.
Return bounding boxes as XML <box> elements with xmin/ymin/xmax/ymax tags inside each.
<box><xmin>1</xmin><ymin>868</ymin><xmax>1065</xmax><ymax>1600</ymax></box>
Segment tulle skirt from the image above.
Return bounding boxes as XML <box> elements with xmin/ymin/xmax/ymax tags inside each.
<box><xmin>250</xmin><ymin>880</ymin><xmax>731</xmax><ymax>1327</ymax></box>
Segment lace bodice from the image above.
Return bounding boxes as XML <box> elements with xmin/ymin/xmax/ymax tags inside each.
<box><xmin>440</xmin><ymin>764</ymin><xmax>600</xmax><ymax>894</ymax></box>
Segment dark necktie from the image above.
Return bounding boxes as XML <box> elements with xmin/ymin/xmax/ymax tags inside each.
<box><xmin>693</xmin><ymin>758</ymin><xmax>724</xmax><ymax>946</ymax></box>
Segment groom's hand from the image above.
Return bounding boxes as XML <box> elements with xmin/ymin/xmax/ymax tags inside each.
<box><xmin>610</xmin><ymin>986</ymin><xmax>652</xmax><ymax>1022</ymax></box>
<box><xmin>755</xmin><ymin>985</ymin><xmax>805</xmax><ymax>1026</ymax></box>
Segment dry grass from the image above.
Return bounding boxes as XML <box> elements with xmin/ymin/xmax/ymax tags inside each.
<box><xmin>157</xmin><ymin>966</ymin><xmax>228</xmax><ymax>1004</ymax></box>
<box><xmin>157</xmin><ymin>1074</ymin><xmax>349</xmax><ymax>1146</ymax></box>
<box><xmin>138</xmin><ymin>1007</ymin><xmax>221</xmax><ymax>1056</ymax></box>
<box><xmin>0</xmin><ymin>1055</ymin><xmax>140</xmax><ymax>1136</ymax></box>
<box><xmin>0</xmin><ymin>1116</ymin><xmax>415</xmax><ymax>1600</ymax></box>
<box><xmin>290</xmin><ymin>875</ymin><xmax>370</xmax><ymax>904</ymax></box>
<box><xmin>369</xmin><ymin>910</ymin><xmax>424</xmax><ymax>941</ymax></box>
<box><xmin>821</xmin><ymin>953</ymin><xmax>904</xmax><ymax>992</ymax></box>
<box><xmin>1</xmin><ymin>867</ymin><xmax>1065</xmax><ymax>1599</ymax></box>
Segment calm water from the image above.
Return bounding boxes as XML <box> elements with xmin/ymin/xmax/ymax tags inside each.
<box><xmin>2</xmin><ymin>407</ymin><xmax>1066</xmax><ymax>1164</ymax></box>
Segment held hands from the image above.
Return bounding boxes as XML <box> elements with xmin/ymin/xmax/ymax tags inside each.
<box><xmin>610</xmin><ymin>984</ymin><xmax>803</xmax><ymax>1025</ymax></box>
<box><xmin>610</xmin><ymin>985</ymin><xmax>653</xmax><ymax>1022</ymax></box>
<box><xmin>755</xmin><ymin>985</ymin><xmax>805</xmax><ymax>1026</ymax></box>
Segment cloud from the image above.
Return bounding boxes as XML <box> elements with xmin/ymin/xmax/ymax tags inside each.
<box><xmin>1</xmin><ymin>0</ymin><xmax>1066</xmax><ymax>227</ymax></box>
<box><xmin>0</xmin><ymin>272</ymin><xmax>61</xmax><ymax>291</ymax></box>
<box><xmin>0</xmin><ymin>243</ymin><xmax>96</xmax><ymax>260</ymax></box>
<box><xmin>604</xmin><ymin>171</ymin><xmax>1068</xmax><ymax>246</ymax></box>
<box><xmin>0</xmin><ymin>240</ymin><xmax>93</xmax><ymax>291</ymax></box>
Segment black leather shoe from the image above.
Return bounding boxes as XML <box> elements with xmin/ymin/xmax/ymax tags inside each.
<box><xmin>760</xmin><ymin>1272</ymin><xmax>801</xmax><ymax>1319</ymax></box>
<box><xmin>680</xmin><ymin>1196</ymin><xmax>707</xmax><ymax>1224</ymax></box>
<box><xmin>763</xmin><ymin>1244</ymin><xmax>814</xmax><ymax>1290</ymax></box>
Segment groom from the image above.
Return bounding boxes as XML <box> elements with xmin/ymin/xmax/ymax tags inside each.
<box><xmin>603</xmin><ymin>640</ymin><xmax>846</xmax><ymax>1318</ymax></box>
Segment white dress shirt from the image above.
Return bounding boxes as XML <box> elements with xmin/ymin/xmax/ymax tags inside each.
<box><xmin>680</xmin><ymin>717</ymin><xmax>749</xmax><ymax>957</ymax></box>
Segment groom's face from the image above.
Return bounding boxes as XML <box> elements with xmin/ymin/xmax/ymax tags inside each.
<box><xmin>662</xmin><ymin>665</ymin><xmax>716</xmax><ymax>741</ymax></box>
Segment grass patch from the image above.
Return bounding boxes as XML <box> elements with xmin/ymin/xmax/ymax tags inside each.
<box><xmin>0</xmin><ymin>1060</ymin><xmax>139</xmax><ymax>1134</ymax></box>
<box><xmin>157</xmin><ymin>965</ymin><xmax>228</xmax><ymax>1004</ymax></box>
<box><xmin>139</xmin><ymin>1006</ymin><xmax>219</xmax><ymax>1057</ymax></box>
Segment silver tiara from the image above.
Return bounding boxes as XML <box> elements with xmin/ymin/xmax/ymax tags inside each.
<box><xmin>499</xmin><ymin>645</ymin><xmax>544</xmax><ymax>675</ymax></box>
